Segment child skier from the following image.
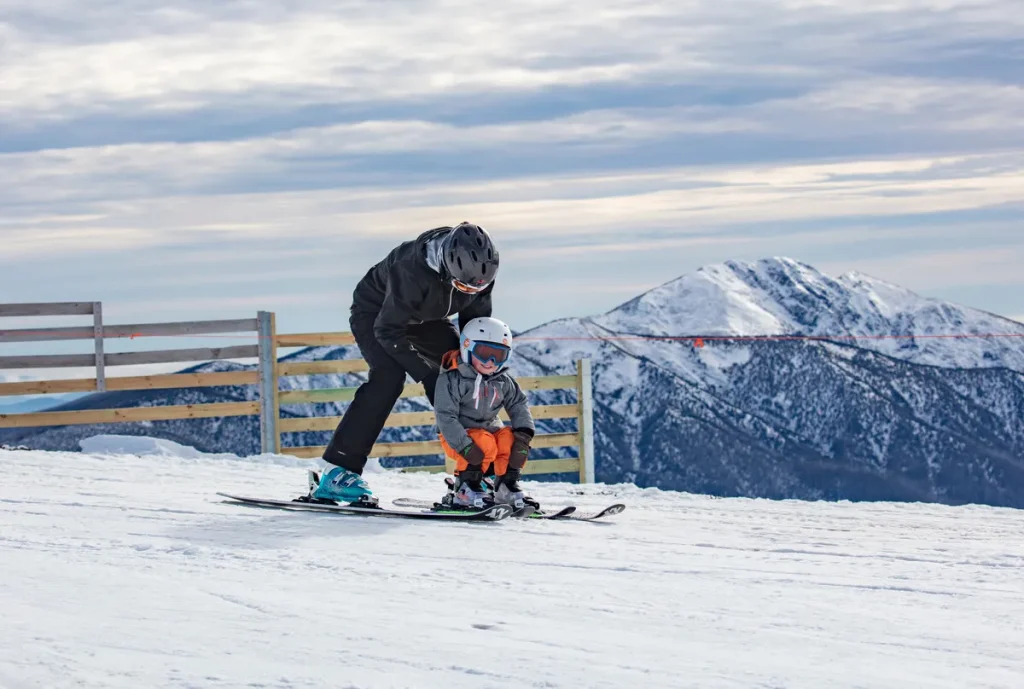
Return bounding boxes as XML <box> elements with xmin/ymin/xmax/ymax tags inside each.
<box><xmin>433</xmin><ymin>316</ymin><xmax>537</xmax><ymax>510</ymax></box>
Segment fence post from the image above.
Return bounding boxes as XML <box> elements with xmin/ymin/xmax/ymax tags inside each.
<box><xmin>93</xmin><ymin>301</ymin><xmax>106</xmax><ymax>392</ymax></box>
<box><xmin>257</xmin><ymin>311</ymin><xmax>279</xmax><ymax>454</ymax></box>
<box><xmin>576</xmin><ymin>358</ymin><xmax>596</xmax><ymax>483</ymax></box>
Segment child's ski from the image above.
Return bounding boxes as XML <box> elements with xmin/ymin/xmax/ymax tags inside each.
<box><xmin>391</xmin><ymin>498</ymin><xmax>625</xmax><ymax>521</ymax></box>
<box><xmin>217</xmin><ymin>492</ymin><xmax>513</xmax><ymax>521</ymax></box>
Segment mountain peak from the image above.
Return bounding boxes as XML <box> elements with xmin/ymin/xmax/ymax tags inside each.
<box><xmin>576</xmin><ymin>256</ymin><xmax>1024</xmax><ymax>371</ymax></box>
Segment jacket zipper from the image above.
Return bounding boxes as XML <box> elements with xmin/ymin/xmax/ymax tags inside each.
<box><xmin>444</xmin><ymin>284</ymin><xmax>455</xmax><ymax>318</ymax></box>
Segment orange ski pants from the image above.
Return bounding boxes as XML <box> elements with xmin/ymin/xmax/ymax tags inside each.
<box><xmin>439</xmin><ymin>427</ymin><xmax>520</xmax><ymax>475</ymax></box>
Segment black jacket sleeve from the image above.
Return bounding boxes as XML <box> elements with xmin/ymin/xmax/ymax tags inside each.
<box><xmin>373</xmin><ymin>264</ymin><xmax>435</xmax><ymax>382</ymax></box>
<box><xmin>456</xmin><ymin>282</ymin><xmax>494</xmax><ymax>333</ymax></box>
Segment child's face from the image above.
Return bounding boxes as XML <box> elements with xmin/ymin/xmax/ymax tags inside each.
<box><xmin>471</xmin><ymin>355</ymin><xmax>500</xmax><ymax>375</ymax></box>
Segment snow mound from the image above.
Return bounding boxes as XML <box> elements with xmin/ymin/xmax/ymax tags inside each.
<box><xmin>80</xmin><ymin>435</ymin><xmax>228</xmax><ymax>459</ymax></box>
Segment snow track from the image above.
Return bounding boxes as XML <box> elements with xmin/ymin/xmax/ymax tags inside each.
<box><xmin>2</xmin><ymin>444</ymin><xmax>1022</xmax><ymax>688</ymax></box>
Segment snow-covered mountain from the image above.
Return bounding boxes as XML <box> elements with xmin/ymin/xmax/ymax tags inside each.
<box><xmin>511</xmin><ymin>258</ymin><xmax>1024</xmax><ymax>506</ymax></box>
<box><xmin>4</xmin><ymin>258</ymin><xmax>1024</xmax><ymax>506</ymax></box>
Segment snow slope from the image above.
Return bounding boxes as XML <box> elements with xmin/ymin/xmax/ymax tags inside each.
<box><xmin>2</xmin><ymin>441</ymin><xmax>1023</xmax><ymax>689</ymax></box>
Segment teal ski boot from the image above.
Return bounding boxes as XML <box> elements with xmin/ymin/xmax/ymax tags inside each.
<box><xmin>309</xmin><ymin>467</ymin><xmax>377</xmax><ymax>506</ymax></box>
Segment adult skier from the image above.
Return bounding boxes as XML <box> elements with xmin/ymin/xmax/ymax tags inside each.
<box><xmin>311</xmin><ymin>222</ymin><xmax>499</xmax><ymax>504</ymax></box>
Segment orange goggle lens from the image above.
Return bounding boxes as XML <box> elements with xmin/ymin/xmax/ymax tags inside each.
<box><xmin>452</xmin><ymin>279</ymin><xmax>489</xmax><ymax>294</ymax></box>
<box><xmin>471</xmin><ymin>342</ymin><xmax>510</xmax><ymax>365</ymax></box>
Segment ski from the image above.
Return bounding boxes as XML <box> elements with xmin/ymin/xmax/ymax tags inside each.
<box><xmin>391</xmin><ymin>498</ymin><xmax>625</xmax><ymax>521</ymax></box>
<box><xmin>564</xmin><ymin>504</ymin><xmax>626</xmax><ymax>521</ymax></box>
<box><xmin>216</xmin><ymin>492</ymin><xmax>513</xmax><ymax>522</ymax></box>
<box><xmin>389</xmin><ymin>496</ymin><xmax>542</xmax><ymax>518</ymax></box>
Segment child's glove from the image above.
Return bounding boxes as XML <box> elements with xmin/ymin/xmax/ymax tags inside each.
<box><xmin>460</xmin><ymin>441</ymin><xmax>486</xmax><ymax>467</ymax></box>
<box><xmin>510</xmin><ymin>429</ymin><xmax>533</xmax><ymax>469</ymax></box>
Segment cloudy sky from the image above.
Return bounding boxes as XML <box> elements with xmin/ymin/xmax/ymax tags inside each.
<box><xmin>2</xmin><ymin>0</ymin><xmax>1023</xmax><ymax>353</ymax></box>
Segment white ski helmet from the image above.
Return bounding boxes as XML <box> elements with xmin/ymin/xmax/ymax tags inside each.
<box><xmin>460</xmin><ymin>317</ymin><xmax>514</xmax><ymax>372</ymax></box>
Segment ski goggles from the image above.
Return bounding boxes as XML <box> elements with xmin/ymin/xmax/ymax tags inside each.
<box><xmin>452</xmin><ymin>278</ymin><xmax>490</xmax><ymax>295</ymax></box>
<box><xmin>469</xmin><ymin>341</ymin><xmax>510</xmax><ymax>366</ymax></box>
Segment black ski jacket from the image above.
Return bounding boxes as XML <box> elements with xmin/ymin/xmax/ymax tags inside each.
<box><xmin>351</xmin><ymin>227</ymin><xmax>494</xmax><ymax>381</ymax></box>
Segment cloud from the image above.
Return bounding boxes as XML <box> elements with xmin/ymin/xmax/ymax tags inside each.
<box><xmin>817</xmin><ymin>245</ymin><xmax>1024</xmax><ymax>290</ymax></box>
<box><xmin>4</xmin><ymin>0</ymin><xmax>1022</xmax><ymax>144</ymax></box>
<box><xmin>2</xmin><ymin>151</ymin><xmax>1021</xmax><ymax>263</ymax></box>
<box><xmin>1</xmin><ymin>0</ymin><xmax>1023</xmax><ymax>334</ymax></box>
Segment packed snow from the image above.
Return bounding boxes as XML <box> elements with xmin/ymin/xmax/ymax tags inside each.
<box><xmin>2</xmin><ymin>440</ymin><xmax>1023</xmax><ymax>688</ymax></box>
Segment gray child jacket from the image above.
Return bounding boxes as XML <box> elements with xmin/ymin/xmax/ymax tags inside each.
<box><xmin>433</xmin><ymin>350</ymin><xmax>535</xmax><ymax>454</ymax></box>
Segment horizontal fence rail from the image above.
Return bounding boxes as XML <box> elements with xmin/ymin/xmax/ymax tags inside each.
<box><xmin>0</xmin><ymin>345</ymin><xmax>259</xmax><ymax>370</ymax></box>
<box><xmin>0</xmin><ymin>371</ymin><xmax>259</xmax><ymax>397</ymax></box>
<box><xmin>0</xmin><ymin>402</ymin><xmax>260</xmax><ymax>429</ymax></box>
<box><xmin>1</xmin><ymin>307</ymin><xmax>596</xmax><ymax>483</ymax></box>
<box><xmin>0</xmin><ymin>318</ymin><xmax>259</xmax><ymax>344</ymax></box>
<box><xmin>0</xmin><ymin>302</ymin><xmax>97</xmax><ymax>317</ymax></box>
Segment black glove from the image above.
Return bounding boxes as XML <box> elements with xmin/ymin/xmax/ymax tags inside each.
<box><xmin>510</xmin><ymin>429</ymin><xmax>533</xmax><ymax>470</ymax></box>
<box><xmin>460</xmin><ymin>441</ymin><xmax>486</xmax><ymax>467</ymax></box>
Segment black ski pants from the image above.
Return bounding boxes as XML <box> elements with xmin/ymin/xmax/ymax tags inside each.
<box><xmin>322</xmin><ymin>312</ymin><xmax>459</xmax><ymax>474</ymax></box>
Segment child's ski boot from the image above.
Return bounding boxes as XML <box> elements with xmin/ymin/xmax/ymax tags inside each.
<box><xmin>493</xmin><ymin>468</ymin><xmax>539</xmax><ymax>512</ymax></box>
<box><xmin>440</xmin><ymin>469</ymin><xmax>493</xmax><ymax>510</ymax></box>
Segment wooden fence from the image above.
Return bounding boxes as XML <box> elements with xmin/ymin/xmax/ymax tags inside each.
<box><xmin>0</xmin><ymin>304</ymin><xmax>595</xmax><ymax>482</ymax></box>
<box><xmin>0</xmin><ymin>302</ymin><xmax>266</xmax><ymax>427</ymax></box>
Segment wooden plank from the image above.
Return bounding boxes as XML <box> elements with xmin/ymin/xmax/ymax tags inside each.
<box><xmin>94</xmin><ymin>302</ymin><xmax>105</xmax><ymax>393</ymax></box>
<box><xmin>257</xmin><ymin>311</ymin><xmax>280</xmax><ymax>455</ymax></box>
<box><xmin>279</xmin><ymin>383</ymin><xmax>425</xmax><ymax>405</ymax></box>
<box><xmin>278</xmin><ymin>404</ymin><xmax>579</xmax><ymax>434</ymax></box>
<box><xmin>107</xmin><ymin>371</ymin><xmax>259</xmax><ymax>391</ymax></box>
<box><xmin>0</xmin><ymin>353</ymin><xmax>96</xmax><ymax>369</ymax></box>
<box><xmin>576</xmin><ymin>358</ymin><xmax>595</xmax><ymax>484</ymax></box>
<box><xmin>279</xmin><ymin>387</ymin><xmax>357</xmax><ymax>405</ymax></box>
<box><xmin>521</xmin><ymin>458</ymin><xmax>582</xmax><ymax>476</ymax></box>
<box><xmin>0</xmin><ymin>302</ymin><xmax>95</xmax><ymax>317</ymax></box>
<box><xmin>0</xmin><ymin>345</ymin><xmax>259</xmax><ymax>370</ymax></box>
<box><xmin>104</xmin><ymin>345</ymin><xmax>259</xmax><ymax>366</ymax></box>
<box><xmin>0</xmin><ymin>401</ymin><xmax>260</xmax><ymax>429</ymax></box>
<box><xmin>0</xmin><ymin>371</ymin><xmax>259</xmax><ymax>397</ymax></box>
<box><xmin>277</xmin><ymin>360</ymin><xmax>369</xmax><ymax>376</ymax></box>
<box><xmin>530</xmin><ymin>432</ymin><xmax>580</xmax><ymax>449</ymax></box>
<box><xmin>276</xmin><ymin>332</ymin><xmax>356</xmax><ymax>347</ymax></box>
<box><xmin>0</xmin><ymin>325</ymin><xmax>96</xmax><ymax>344</ymax></box>
<box><xmin>0</xmin><ymin>318</ymin><xmax>259</xmax><ymax>344</ymax></box>
<box><xmin>0</xmin><ymin>378</ymin><xmax>98</xmax><ymax>396</ymax></box>
<box><xmin>102</xmin><ymin>318</ymin><xmax>259</xmax><ymax>339</ymax></box>
<box><xmin>108</xmin><ymin>371</ymin><xmax>259</xmax><ymax>391</ymax></box>
<box><xmin>282</xmin><ymin>432</ymin><xmax>580</xmax><ymax>460</ymax></box>
<box><xmin>518</xmin><ymin>375</ymin><xmax>579</xmax><ymax>391</ymax></box>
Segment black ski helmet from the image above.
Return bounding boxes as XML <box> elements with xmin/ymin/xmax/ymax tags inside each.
<box><xmin>443</xmin><ymin>222</ymin><xmax>499</xmax><ymax>287</ymax></box>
